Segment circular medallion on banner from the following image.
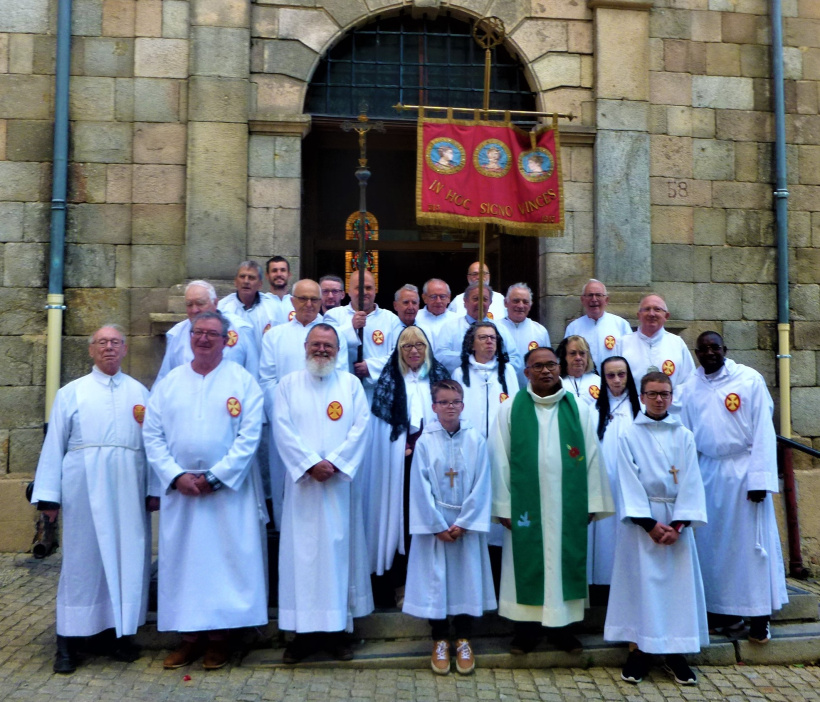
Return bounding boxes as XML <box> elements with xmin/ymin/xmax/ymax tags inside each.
<box><xmin>589</xmin><ymin>385</ymin><xmax>600</xmax><ymax>400</ymax></box>
<box><xmin>473</xmin><ymin>139</ymin><xmax>512</xmax><ymax>178</ymax></box>
<box><xmin>327</xmin><ymin>401</ymin><xmax>343</xmax><ymax>421</ymax></box>
<box><xmin>518</xmin><ymin>148</ymin><xmax>554</xmax><ymax>183</ymax></box>
<box><xmin>725</xmin><ymin>393</ymin><xmax>741</xmax><ymax>412</ymax></box>
<box><xmin>662</xmin><ymin>359</ymin><xmax>676</xmax><ymax>376</ymax></box>
<box><xmin>426</xmin><ymin>138</ymin><xmax>466</xmax><ymax>175</ymax></box>
<box><xmin>604</xmin><ymin>335</ymin><xmax>616</xmax><ymax>350</ymax></box>
<box><xmin>288</xmin><ymin>310</ymin><xmax>296</xmax><ymax>321</ymax></box>
<box><xmin>133</xmin><ymin>404</ymin><xmax>145</xmax><ymax>424</ymax></box>
<box><xmin>528</xmin><ymin>340</ymin><xmax>538</xmax><ymax>351</ymax></box>
<box><xmin>372</xmin><ymin>330</ymin><xmax>385</xmax><ymax>345</ymax></box>
<box><xmin>226</xmin><ymin>330</ymin><xmax>238</xmax><ymax>347</ymax></box>
<box><xmin>227</xmin><ymin>397</ymin><xmax>242</xmax><ymax>417</ymax></box>
<box><xmin>499</xmin><ymin>393</ymin><xmax>509</xmax><ymax>403</ymax></box>
<box><xmin>263</xmin><ymin>323</ymin><xmax>271</xmax><ymax>334</ymax></box>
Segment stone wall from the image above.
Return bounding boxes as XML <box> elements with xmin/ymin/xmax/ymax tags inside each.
<box><xmin>0</xmin><ymin>0</ymin><xmax>818</xmax><ymax>567</ymax></box>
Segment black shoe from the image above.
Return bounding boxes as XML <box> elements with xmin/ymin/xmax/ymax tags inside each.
<box><xmin>749</xmin><ymin>618</ymin><xmax>771</xmax><ymax>644</ymax></box>
<box><xmin>545</xmin><ymin>627</ymin><xmax>583</xmax><ymax>653</ymax></box>
<box><xmin>509</xmin><ymin>633</ymin><xmax>539</xmax><ymax>655</ymax></box>
<box><xmin>331</xmin><ymin>635</ymin><xmax>355</xmax><ymax>662</ymax></box>
<box><xmin>111</xmin><ymin>636</ymin><xmax>141</xmax><ymax>663</ymax></box>
<box><xmin>664</xmin><ymin>654</ymin><xmax>697</xmax><ymax>685</ymax></box>
<box><xmin>282</xmin><ymin>634</ymin><xmax>315</xmax><ymax>664</ymax></box>
<box><xmin>53</xmin><ymin>635</ymin><xmax>77</xmax><ymax>675</ymax></box>
<box><xmin>621</xmin><ymin>649</ymin><xmax>648</xmax><ymax>684</ymax></box>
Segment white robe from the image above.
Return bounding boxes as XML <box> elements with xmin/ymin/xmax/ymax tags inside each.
<box><xmin>258</xmin><ymin>314</ymin><xmax>349</xmax><ymax>529</ymax></box>
<box><xmin>617</xmin><ymin>328</ymin><xmax>695</xmax><ymax>410</ymax></box>
<box><xmin>266</xmin><ymin>292</ymin><xmax>294</xmax><ymax>325</ymax></box>
<box><xmin>155</xmin><ymin>314</ymin><xmax>260</xmax><ymax>384</ymax></box>
<box><xmin>588</xmin><ymin>390</ymin><xmax>636</xmax><ymax>585</ymax></box>
<box><xmin>604</xmin><ymin>412</ymin><xmax>709</xmax><ymax>654</ymax></box>
<box><xmin>680</xmin><ymin>360</ymin><xmax>788</xmax><ymax>616</ymax></box>
<box><xmin>366</xmin><ymin>369</ymin><xmax>438</xmax><ymax>575</ymax></box>
<box><xmin>144</xmin><ymin>359</ymin><xmax>268</xmax><ymax>632</ymax></box>
<box><xmin>403</xmin><ymin>420</ymin><xmax>497</xmax><ymax>619</ymax></box>
<box><xmin>498</xmin><ymin>316</ymin><xmax>551</xmax><ymax>389</ymax></box>
<box><xmin>565</xmin><ymin>312</ymin><xmax>632</xmax><ymax>369</ymax></box>
<box><xmin>449</xmin><ymin>290</ymin><xmax>506</xmax><ymax>320</ymax></box>
<box><xmin>32</xmin><ymin>367</ymin><xmax>151</xmax><ymax>638</ymax></box>
<box><xmin>273</xmin><ymin>369</ymin><xmax>374</xmax><ymax>633</ymax></box>
<box><xmin>561</xmin><ymin>372</ymin><xmax>602</xmax><ymax>409</ymax></box>
<box><xmin>489</xmin><ymin>385</ymin><xmax>614</xmax><ymax>626</ymax></box>
<box><xmin>218</xmin><ymin>292</ymin><xmax>283</xmax><ymax>350</ymax></box>
<box><xmin>436</xmin><ymin>315</ymin><xmax>523</xmax><ymax>376</ymax></box>
<box><xmin>415</xmin><ymin>307</ymin><xmax>456</xmax><ymax>353</ymax></box>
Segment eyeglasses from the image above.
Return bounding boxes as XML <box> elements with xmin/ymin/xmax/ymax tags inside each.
<box><xmin>425</xmin><ymin>294</ymin><xmax>449</xmax><ymax>301</ymax></box>
<box><xmin>400</xmin><ymin>342</ymin><xmax>426</xmax><ymax>351</ymax></box>
<box><xmin>582</xmin><ymin>293</ymin><xmax>606</xmax><ymax>299</ymax></box>
<box><xmin>293</xmin><ymin>296</ymin><xmax>320</xmax><ymax>304</ymax></box>
<box><xmin>321</xmin><ymin>289</ymin><xmax>344</xmax><ymax>296</ymax></box>
<box><xmin>434</xmin><ymin>400</ymin><xmax>464</xmax><ymax>408</ymax></box>
<box><xmin>643</xmin><ymin>391</ymin><xmax>672</xmax><ymax>399</ymax></box>
<box><xmin>92</xmin><ymin>338</ymin><xmax>123</xmax><ymax>348</ymax></box>
<box><xmin>467</xmin><ymin>271</ymin><xmax>489</xmax><ymax>279</ymax></box>
<box><xmin>191</xmin><ymin>330</ymin><xmax>224</xmax><ymax>340</ymax></box>
<box><xmin>528</xmin><ymin>362</ymin><xmax>559</xmax><ymax>372</ymax></box>
<box><xmin>697</xmin><ymin>344</ymin><xmax>723</xmax><ymax>353</ymax></box>
<box><xmin>605</xmin><ymin>371</ymin><xmax>627</xmax><ymax>379</ymax></box>
<box><xmin>476</xmin><ymin>334</ymin><xmax>497</xmax><ymax>342</ymax></box>
<box><xmin>640</xmin><ymin>306</ymin><xmax>667</xmax><ymax>314</ymax></box>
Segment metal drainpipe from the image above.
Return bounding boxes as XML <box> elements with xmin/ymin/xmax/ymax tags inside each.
<box><xmin>44</xmin><ymin>0</ymin><xmax>73</xmax><ymax>422</ymax></box>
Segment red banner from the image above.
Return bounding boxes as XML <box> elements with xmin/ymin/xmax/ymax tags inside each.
<box><xmin>416</xmin><ymin>118</ymin><xmax>564</xmax><ymax>234</ymax></box>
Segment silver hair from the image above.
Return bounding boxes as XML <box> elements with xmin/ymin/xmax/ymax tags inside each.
<box><xmin>582</xmin><ymin>278</ymin><xmax>608</xmax><ymax>296</ymax></box>
<box><xmin>237</xmin><ymin>260</ymin><xmax>263</xmax><ymax>279</ymax></box>
<box><xmin>191</xmin><ymin>311</ymin><xmax>230</xmax><ymax>336</ymax></box>
<box><xmin>506</xmin><ymin>282</ymin><xmax>532</xmax><ymax>300</ymax></box>
<box><xmin>394</xmin><ymin>283</ymin><xmax>420</xmax><ymax>301</ymax></box>
<box><xmin>186</xmin><ymin>280</ymin><xmax>217</xmax><ymax>302</ymax></box>
<box><xmin>422</xmin><ymin>278</ymin><xmax>451</xmax><ymax>296</ymax></box>
<box><xmin>88</xmin><ymin>324</ymin><xmax>126</xmax><ymax>346</ymax></box>
<box><xmin>464</xmin><ymin>281</ymin><xmax>494</xmax><ymax>296</ymax></box>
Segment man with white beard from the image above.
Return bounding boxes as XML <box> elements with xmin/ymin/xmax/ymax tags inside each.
<box><xmin>272</xmin><ymin>324</ymin><xmax>374</xmax><ymax>663</ymax></box>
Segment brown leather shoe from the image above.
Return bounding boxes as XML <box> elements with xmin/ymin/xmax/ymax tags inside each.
<box><xmin>163</xmin><ymin>640</ymin><xmax>205</xmax><ymax>669</ymax></box>
<box><xmin>202</xmin><ymin>640</ymin><xmax>230</xmax><ymax>670</ymax></box>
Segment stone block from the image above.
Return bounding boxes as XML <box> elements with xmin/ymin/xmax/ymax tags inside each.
<box><xmin>0</xmin><ymin>203</ymin><xmax>24</xmax><ymax>243</ymax></box>
<box><xmin>251</xmin><ymin>74</ymin><xmax>308</xmax><ymax>118</ymax></box>
<box><xmin>130</xmin><ymin>244</ymin><xmax>185</xmax><ymax>287</ymax></box>
<box><xmin>653</xmin><ymin>243</ymin><xmax>694</xmax><ymax>282</ymax></box>
<box><xmin>595</xmin><ymin>8</ymin><xmax>649</xmax><ymax>101</ymax></box>
<box><xmin>653</xmin><ymin>282</ymin><xmax>694</xmax><ymax>321</ymax></box>
<box><xmin>800</xmin><ymin>0</ymin><xmax>820</xmax><ymax>17</ymax></box>
<box><xmin>793</xmin><ymin>387</ymin><xmax>820</xmax><ymax>435</ymax></box>
<box><xmin>571</xmin><ymin>147</ymin><xmax>593</xmax><ymax>183</ymax></box>
<box><xmin>0</xmin><ymin>35</ymin><xmax>7</xmax><ymax>75</ymax></box>
<box><xmin>72</xmin><ymin>121</ymin><xmax>132</xmax><ymax>164</ymax></box>
<box><xmin>649</xmin><ymin>37</ymin><xmax>664</xmax><ymax>72</ymax></box>
<box><xmin>799</xmin><ymin>145</ymin><xmax>820</xmax><ymax>185</ymax></box>
<box><xmin>734</xmin><ymin>141</ymin><xmax>758</xmax><ymax>181</ymax></box>
<box><xmin>805</xmin><ymin>48</ymin><xmax>820</xmax><ymax>80</ymax></box>
<box><xmin>67</xmin><ymin>204</ymin><xmax>131</xmax><ymax>245</ymax></box>
<box><xmin>567</xmin><ymin>20</ymin><xmax>592</xmax><ymax>54</ymax></box>
<box><xmin>715</xmin><ymin>109</ymin><xmax>773</xmax><ymax>142</ymax></box>
<box><xmin>0</xmin><ymin>162</ymin><xmax>44</xmax><ymax>201</ymax></box>
<box><xmin>740</xmin><ymin>44</ymin><xmax>769</xmax><ymax>78</ymax></box>
<box><xmin>106</xmin><ymin>164</ymin><xmax>132</xmax><ymax>203</ymax></box>
<box><xmin>322</xmin><ymin>0</ymin><xmax>367</xmax><ymax>30</ymax></box>
<box><xmin>693</xmin><ymin>208</ymin><xmax>726</xmax><ymax>246</ymax></box>
<box><xmin>252</xmin><ymin>6</ymin><xmax>279</xmax><ymax>38</ymax></box>
<box><xmin>650</xmin><ymin>177</ymin><xmax>712</xmax><ymax>207</ymax></box>
<box><xmin>694</xmin><ymin>282</ymin><xmax>743</xmax><ymax>319</ymax></box>
<box><xmin>706</xmin><ymin>42</ymin><xmax>740</xmax><ymax>76</ymax></box>
<box><xmin>650</xmin><ymin>104</ymin><xmax>668</xmax><ymax>134</ymax></box>
<box><xmin>533</xmin><ymin>53</ymin><xmax>581</xmax><ymax>91</ymax></box>
<box><xmin>188</xmin><ymin>76</ymin><xmax>249</xmax><ymax>123</ymax></box>
<box><xmin>71</xmin><ymin>0</ymin><xmax>104</xmax><ymax>35</ymax></box>
<box><xmin>692</xmin><ymin>76</ymin><xmax>754</xmax><ymax>110</ymax></box>
<box><xmin>721</xmin><ymin>12</ymin><xmax>758</xmax><ymax>43</ymax></box>
<box><xmin>4</xmin><ymin>120</ymin><xmax>51</xmax><ymax>163</ymax></box>
<box><xmin>129</xmin><ymin>286</ymin><xmax>172</xmax><ymax>335</ymax></box>
<box><xmin>125</xmin><ymin>334</ymin><xmax>165</xmax><ymax>388</ymax></box>
<box><xmin>651</xmin><ymin>206</ymin><xmax>694</xmax><ymax>244</ymax></box>
<box><xmin>510</xmin><ymin>20</ymin><xmax>567</xmax><ymax>61</ymax></box>
<box><xmin>0</xmin><ymin>477</ymin><xmax>40</xmax><ymax>552</ymax></box>
<box><xmin>543</xmin><ymin>253</ymin><xmax>593</xmax><ymax>296</ymax></box>
<box><xmin>0</xmin><ymin>75</ymin><xmax>53</xmax><ymax>120</ymax></box>
<box><xmin>532</xmin><ymin>0</ymin><xmax>589</xmax><ymax>19</ymax></box>
<box><xmin>65</xmin><ymin>244</ymin><xmax>117</xmax><ymax>288</ymax></box>
<box><xmin>788</xmin><ymin>114</ymin><xmax>820</xmax><ymax>145</ymax></box>
<box><xmin>0</xmin><ymin>0</ymin><xmax>49</xmax><ymax>33</ymax></box>
<box><xmin>252</xmin><ymin>39</ymin><xmax>318</xmax><ymax>81</ymax></box>
<box><xmin>785</xmin><ymin>17</ymin><xmax>820</xmax><ymax>48</ymax></box>
<box><xmin>102</xmin><ymin>0</ymin><xmax>136</xmax><ymax>37</ymax></box>
<box><xmin>691</xmin><ymin>108</ymin><xmax>715</xmax><ymax>138</ymax></box>
<box><xmin>796</xmin><ymin>81</ymin><xmax>819</xmax><ymax>115</ymax></box>
<box><xmin>9</xmin><ymin>34</ymin><xmax>34</xmax><ymax>74</ymax></box>
<box><xmin>0</xmin><ymin>289</ymin><xmax>46</xmax><ymax>335</ymax></box>
<box><xmin>133</xmin><ymin>123</ymin><xmax>187</xmax><ymax>164</ymax></box>
<box><xmin>191</xmin><ymin>0</ymin><xmax>250</xmax><ymax>27</ymax></box>
<box><xmin>68</xmin><ymin>163</ymin><xmax>107</xmax><ymax>205</ymax></box>
<box><xmin>69</xmin><ymin>77</ymin><xmax>116</xmax><ymax>121</ymax></box>
<box><xmin>650</xmin><ymin>135</ymin><xmax>693</xmax><ymax>178</ymax></box>
<box><xmin>663</xmin><ymin>39</ymin><xmax>689</xmax><ymax>73</ymax></box>
<box><xmin>691</xmin><ymin>10</ymin><xmax>721</xmax><ymax>41</ymax></box>
<box><xmin>795</xmin><ymin>248</ymin><xmax>820</xmax><ymax>285</ymax></box>
<box><xmin>248</xmin><ymin>177</ymin><xmax>300</xmax><ymax>209</ymax></box>
<box><xmin>135</xmin><ymin>0</ymin><xmax>163</xmax><ymax>37</ymax></box>
<box><xmin>247</xmin><ymin>207</ymin><xmax>276</xmax><ymax>255</ymax></box>
<box><xmin>63</xmin><ymin>288</ymin><xmax>130</xmax><ymax>337</ymax></box>
<box><xmin>135</xmin><ymin>38</ymin><xmax>188</xmax><ymax>78</ymax></box>
<box><xmin>650</xmin><ymin>8</ymin><xmax>690</xmax><ymax>38</ymax></box>
<box><xmin>790</xmin><ymin>210</ymin><xmax>812</xmax><ymax>248</ymax></box>
<box><xmin>190</xmin><ymin>27</ymin><xmax>248</xmax><ymax>78</ymax></box>
<box><xmin>712</xmin><ymin>181</ymin><xmax>772</xmax><ymax>209</ymax></box>
<box><xmin>132</xmin><ymin>204</ymin><xmax>185</xmax><ymax>245</ymax></box>
<box><xmin>741</xmin><ymin>283</ymin><xmax>777</xmax><ymax>319</ymax></box>
<box><xmin>791</xmin><ymin>350</ymin><xmax>817</xmax><ymax>387</ymax></box>
<box><xmin>666</xmin><ymin>106</ymin><xmax>692</xmax><ymax>136</ymax></box>
<box><xmin>712</xmin><ymin>248</ymin><xmax>776</xmax><ymax>284</ymax></box>
<box><xmin>83</xmin><ymin>38</ymin><xmax>135</xmax><ymax>78</ymax></box>
<box><xmin>692</xmin><ymin>138</ymin><xmax>735</xmax><ymax>181</ymax></box>
<box><xmin>596</xmin><ymin>100</ymin><xmax>648</xmax><ymax>131</ymax></box>
<box><xmin>133</xmin><ymin>78</ymin><xmax>182</xmax><ymax>122</ymax></box>
<box><xmin>3</xmin><ymin>244</ymin><xmax>46</xmax><ymax>288</ymax></box>
<box><xmin>650</xmin><ymin>72</ymin><xmax>691</xmax><ymax>106</ymax></box>
<box><xmin>115</xmin><ymin>78</ymin><xmax>134</xmax><ymax>121</ymax></box>
<box><xmin>274</xmin><ymin>137</ymin><xmax>301</xmax><ymax>179</ymax></box>
<box><xmin>23</xmin><ymin>203</ymin><xmax>50</xmax><ymax>243</ymax></box>
<box><xmin>9</xmin><ymin>428</ymin><xmax>44</xmax><ymax>473</ymax></box>
<box><xmin>163</xmin><ymin>0</ymin><xmax>190</xmax><ymax>39</ymax></box>
<box><xmin>278</xmin><ymin>8</ymin><xmax>339</xmax><ymax>54</ymax></box>
<box><xmin>723</xmin><ymin>320</ymin><xmax>758</xmax><ymax>349</ymax></box>
<box><xmin>564</xmin><ymin>181</ymin><xmax>593</xmax><ymax>212</ymax></box>
<box><xmin>31</xmin><ymin>34</ymin><xmax>57</xmax><ymax>76</ymax></box>
<box><xmin>132</xmin><ymin>165</ymin><xmax>185</xmax><ymax>204</ymax></box>
<box><xmin>791</xmin><ymin>184</ymin><xmax>820</xmax><ymax>213</ymax></box>
<box><xmin>249</xmin><ymin>135</ymin><xmax>275</xmax><ymax>178</ymax></box>
<box><xmin>115</xmin><ymin>244</ymin><xmax>131</xmax><ymax>288</ymax></box>
<box><xmin>0</xmin><ymin>387</ymin><xmax>44</xmax><ymax>430</ymax></box>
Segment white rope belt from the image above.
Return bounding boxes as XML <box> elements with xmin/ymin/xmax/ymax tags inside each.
<box><xmin>648</xmin><ymin>496</ymin><xmax>675</xmax><ymax>503</ymax></box>
<box><xmin>435</xmin><ymin>499</ymin><xmax>463</xmax><ymax>510</ymax></box>
<box><xmin>68</xmin><ymin>443</ymin><xmax>141</xmax><ymax>452</ymax></box>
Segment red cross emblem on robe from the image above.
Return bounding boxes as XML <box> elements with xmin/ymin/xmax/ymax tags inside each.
<box><xmin>327</xmin><ymin>401</ymin><xmax>343</xmax><ymax>420</ymax></box>
<box><xmin>226</xmin><ymin>330</ymin><xmax>238</xmax><ymax>347</ymax></box>
<box><xmin>288</xmin><ymin>310</ymin><xmax>296</xmax><ymax>321</ymax></box>
<box><xmin>227</xmin><ymin>397</ymin><xmax>242</xmax><ymax>417</ymax></box>
<box><xmin>487</xmin><ymin>311</ymin><xmax>494</xmax><ymax>319</ymax></box>
<box><xmin>499</xmin><ymin>393</ymin><xmax>509</xmax><ymax>403</ymax></box>
<box><xmin>725</xmin><ymin>393</ymin><xmax>741</xmax><ymax>412</ymax></box>
<box><xmin>133</xmin><ymin>405</ymin><xmax>145</xmax><ymax>424</ymax></box>
<box><xmin>589</xmin><ymin>385</ymin><xmax>600</xmax><ymax>399</ymax></box>
<box><xmin>604</xmin><ymin>335</ymin><xmax>616</xmax><ymax>350</ymax></box>
<box><xmin>528</xmin><ymin>340</ymin><xmax>538</xmax><ymax>351</ymax></box>
<box><xmin>263</xmin><ymin>323</ymin><xmax>271</xmax><ymax>334</ymax></box>
<box><xmin>662</xmin><ymin>359</ymin><xmax>675</xmax><ymax>376</ymax></box>
<box><xmin>372</xmin><ymin>330</ymin><xmax>384</xmax><ymax>345</ymax></box>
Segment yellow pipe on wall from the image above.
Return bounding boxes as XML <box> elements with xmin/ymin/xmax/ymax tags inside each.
<box><xmin>44</xmin><ymin>294</ymin><xmax>65</xmax><ymax>421</ymax></box>
<box><xmin>778</xmin><ymin>323</ymin><xmax>791</xmax><ymax>440</ymax></box>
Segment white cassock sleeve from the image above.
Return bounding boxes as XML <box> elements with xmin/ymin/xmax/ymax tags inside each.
<box><xmin>31</xmin><ymin>388</ymin><xmax>71</xmax><ymax>505</ymax></box>
<box><xmin>489</xmin><ymin>401</ymin><xmax>513</xmax><ymax>521</ymax></box>
<box><xmin>408</xmin><ymin>440</ymin><xmax>450</xmax><ymax>536</ymax></box>
<box><xmin>747</xmin><ymin>374</ymin><xmax>778</xmax><ymax>493</ymax></box>
<box><xmin>258</xmin><ymin>329</ymin><xmax>279</xmax><ymax>422</ymax></box>
<box><xmin>615</xmin><ymin>434</ymin><xmax>654</xmax><ymax>523</ymax></box>
<box><xmin>325</xmin><ymin>381</ymin><xmax>371</xmax><ymax>476</ymax></box>
<box><xmin>454</xmin><ymin>433</ymin><xmax>492</xmax><ymax>533</ymax></box>
<box><xmin>143</xmin><ymin>387</ymin><xmax>186</xmax><ymax>492</ymax></box>
<box><xmin>208</xmin><ymin>378</ymin><xmax>263</xmax><ymax>490</ymax></box>
<box><xmin>670</xmin><ymin>430</ymin><xmax>707</xmax><ymax>527</ymax></box>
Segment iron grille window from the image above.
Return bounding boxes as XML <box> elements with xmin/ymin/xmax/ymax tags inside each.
<box><xmin>306</xmin><ymin>13</ymin><xmax>536</xmax><ymax>119</ymax></box>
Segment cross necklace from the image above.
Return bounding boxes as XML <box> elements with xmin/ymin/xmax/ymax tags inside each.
<box><xmin>445</xmin><ymin>467</ymin><xmax>458</xmax><ymax>488</ymax></box>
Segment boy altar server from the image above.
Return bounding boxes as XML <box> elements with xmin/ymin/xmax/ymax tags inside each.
<box><xmin>403</xmin><ymin>379</ymin><xmax>496</xmax><ymax>676</ymax></box>
<box><xmin>605</xmin><ymin>372</ymin><xmax>708</xmax><ymax>686</ymax></box>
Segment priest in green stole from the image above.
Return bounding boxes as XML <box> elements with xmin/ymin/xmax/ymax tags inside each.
<box><xmin>489</xmin><ymin>347</ymin><xmax>614</xmax><ymax>654</ymax></box>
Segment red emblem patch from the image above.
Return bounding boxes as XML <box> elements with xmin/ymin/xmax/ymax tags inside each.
<box><xmin>499</xmin><ymin>393</ymin><xmax>509</xmax><ymax>403</ymax></box>
<box><xmin>227</xmin><ymin>397</ymin><xmax>241</xmax><ymax>417</ymax></box>
<box><xmin>327</xmin><ymin>401</ymin><xmax>343</xmax><ymax>420</ymax></box>
<box><xmin>725</xmin><ymin>393</ymin><xmax>741</xmax><ymax>412</ymax></box>
<box><xmin>263</xmin><ymin>323</ymin><xmax>271</xmax><ymax>334</ymax></box>
<box><xmin>589</xmin><ymin>385</ymin><xmax>600</xmax><ymax>399</ymax></box>
<box><xmin>662</xmin><ymin>359</ymin><xmax>675</xmax><ymax>376</ymax></box>
<box><xmin>604</xmin><ymin>335</ymin><xmax>616</xmax><ymax>350</ymax></box>
<box><xmin>528</xmin><ymin>340</ymin><xmax>538</xmax><ymax>351</ymax></box>
<box><xmin>372</xmin><ymin>330</ymin><xmax>385</xmax><ymax>345</ymax></box>
<box><xmin>487</xmin><ymin>311</ymin><xmax>494</xmax><ymax>319</ymax></box>
<box><xmin>133</xmin><ymin>405</ymin><xmax>145</xmax><ymax>424</ymax></box>
<box><xmin>288</xmin><ymin>310</ymin><xmax>296</xmax><ymax>321</ymax></box>
<box><xmin>226</xmin><ymin>330</ymin><xmax>238</xmax><ymax>347</ymax></box>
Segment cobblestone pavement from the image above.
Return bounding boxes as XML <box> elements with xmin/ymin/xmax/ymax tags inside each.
<box><xmin>3</xmin><ymin>554</ymin><xmax>820</xmax><ymax>701</ymax></box>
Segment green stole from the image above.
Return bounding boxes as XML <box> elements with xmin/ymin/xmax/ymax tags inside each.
<box><xmin>509</xmin><ymin>389</ymin><xmax>589</xmax><ymax>605</ymax></box>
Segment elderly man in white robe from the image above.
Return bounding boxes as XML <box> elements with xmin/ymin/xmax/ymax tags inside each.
<box><xmin>448</xmin><ymin>261</ymin><xmax>506</xmax><ymax>320</ymax></box>
<box><xmin>144</xmin><ymin>311</ymin><xmax>268</xmax><ymax>671</ymax></box>
<box><xmin>259</xmin><ymin>278</ymin><xmax>348</xmax><ymax>529</ymax></box>
<box><xmin>564</xmin><ymin>279</ymin><xmax>632</xmax><ymax>368</ymax></box>
<box><xmin>156</xmin><ymin>280</ymin><xmax>259</xmax><ymax>383</ymax></box>
<box><xmin>498</xmin><ymin>283</ymin><xmax>550</xmax><ymax>389</ymax></box>
<box><xmin>681</xmin><ymin>331</ymin><xmax>788</xmax><ymax>644</ymax></box>
<box><xmin>416</xmin><ymin>278</ymin><xmax>456</xmax><ymax>350</ymax></box>
<box><xmin>32</xmin><ymin>325</ymin><xmax>151</xmax><ymax>674</ymax></box>
<box><xmin>217</xmin><ymin>260</ymin><xmax>282</xmax><ymax>349</ymax></box>
<box><xmin>490</xmin><ymin>346</ymin><xmax>613</xmax><ymax>655</ymax></box>
<box><xmin>272</xmin><ymin>324</ymin><xmax>374</xmax><ymax>664</ymax></box>
<box><xmin>605</xmin><ymin>371</ymin><xmax>708</xmax><ymax>686</ymax></box>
